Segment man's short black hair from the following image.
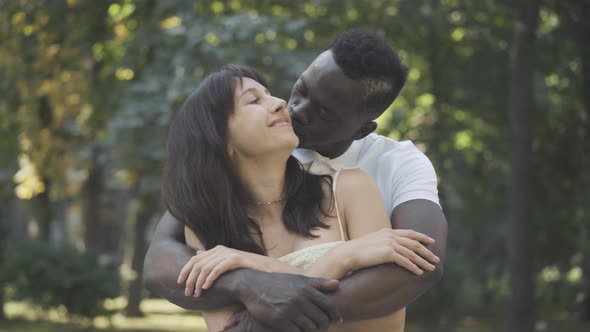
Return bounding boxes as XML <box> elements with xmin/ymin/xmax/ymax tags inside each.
<box><xmin>329</xmin><ymin>28</ymin><xmax>408</xmax><ymax>119</ymax></box>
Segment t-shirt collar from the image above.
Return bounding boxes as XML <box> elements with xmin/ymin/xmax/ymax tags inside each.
<box><xmin>292</xmin><ymin>139</ymin><xmax>364</xmax><ymax>169</ymax></box>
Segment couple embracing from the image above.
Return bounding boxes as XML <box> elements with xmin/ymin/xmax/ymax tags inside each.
<box><xmin>144</xmin><ymin>29</ymin><xmax>448</xmax><ymax>332</ymax></box>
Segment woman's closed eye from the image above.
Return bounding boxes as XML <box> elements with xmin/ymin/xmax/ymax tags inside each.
<box><xmin>249</xmin><ymin>97</ymin><xmax>261</xmax><ymax>104</ymax></box>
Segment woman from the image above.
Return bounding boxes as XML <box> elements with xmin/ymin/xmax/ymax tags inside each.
<box><xmin>163</xmin><ymin>65</ymin><xmax>439</xmax><ymax>331</ymax></box>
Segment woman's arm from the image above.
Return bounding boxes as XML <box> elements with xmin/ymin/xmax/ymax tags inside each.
<box><xmin>183</xmin><ymin>227</ymin><xmax>308</xmax><ymax>297</ymax></box>
<box><xmin>304</xmin><ymin>169</ymin><xmax>438</xmax><ymax>280</ymax></box>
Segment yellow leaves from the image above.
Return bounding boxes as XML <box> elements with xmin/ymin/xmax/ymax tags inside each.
<box><xmin>92</xmin><ymin>43</ymin><xmax>104</xmax><ymax>61</ymax></box>
<box><xmin>114</xmin><ymin>24</ymin><xmax>129</xmax><ymax>39</ymax></box>
<box><xmin>12</xmin><ymin>12</ymin><xmax>26</xmax><ymax>25</ymax></box>
<box><xmin>108</xmin><ymin>2</ymin><xmax>135</xmax><ymax>23</ymax></box>
<box><xmin>346</xmin><ymin>8</ymin><xmax>359</xmax><ymax>21</ymax></box>
<box><xmin>567</xmin><ymin>267</ymin><xmax>581</xmax><ymax>283</ymax></box>
<box><xmin>160</xmin><ymin>16</ymin><xmax>182</xmax><ymax>30</ymax></box>
<box><xmin>265</xmin><ymin>30</ymin><xmax>277</xmax><ymax>41</ymax></box>
<box><xmin>66</xmin><ymin>94</ymin><xmax>80</xmax><ymax>105</ymax></box>
<box><xmin>451</xmin><ymin>28</ymin><xmax>465</xmax><ymax>42</ymax></box>
<box><xmin>453</xmin><ymin>130</ymin><xmax>472</xmax><ymax>150</ymax></box>
<box><xmin>23</xmin><ymin>25</ymin><xmax>34</xmax><ymax>36</ymax></box>
<box><xmin>304</xmin><ymin>30</ymin><xmax>315</xmax><ymax>42</ymax></box>
<box><xmin>205</xmin><ymin>33</ymin><xmax>220</xmax><ymax>46</ymax></box>
<box><xmin>14</xmin><ymin>153</ymin><xmax>45</xmax><ymax>200</ymax></box>
<box><xmin>115</xmin><ymin>68</ymin><xmax>134</xmax><ymax>81</ymax></box>
<box><xmin>76</xmin><ymin>104</ymin><xmax>93</xmax><ymax>125</ymax></box>
<box><xmin>303</xmin><ymin>4</ymin><xmax>326</xmax><ymax>18</ymax></box>
<box><xmin>285</xmin><ymin>39</ymin><xmax>297</xmax><ymax>50</ymax></box>
<box><xmin>115</xmin><ymin>169</ymin><xmax>137</xmax><ymax>188</ymax></box>
<box><xmin>210</xmin><ymin>1</ymin><xmax>224</xmax><ymax>14</ymax></box>
<box><xmin>416</xmin><ymin>93</ymin><xmax>435</xmax><ymax>107</ymax></box>
<box><xmin>408</xmin><ymin>68</ymin><xmax>421</xmax><ymax>81</ymax></box>
<box><xmin>386</xmin><ymin>6</ymin><xmax>398</xmax><ymax>16</ymax></box>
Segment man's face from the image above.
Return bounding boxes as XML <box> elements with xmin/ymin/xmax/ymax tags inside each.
<box><xmin>287</xmin><ymin>50</ymin><xmax>367</xmax><ymax>151</ymax></box>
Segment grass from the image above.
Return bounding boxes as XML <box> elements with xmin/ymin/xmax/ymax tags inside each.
<box><xmin>1</xmin><ymin>299</ymin><xmax>588</xmax><ymax>332</ymax></box>
<box><xmin>1</xmin><ymin>298</ymin><xmax>207</xmax><ymax>332</ymax></box>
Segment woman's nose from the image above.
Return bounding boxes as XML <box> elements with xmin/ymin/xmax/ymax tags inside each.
<box><xmin>269</xmin><ymin>97</ymin><xmax>287</xmax><ymax>113</ymax></box>
<box><xmin>288</xmin><ymin>103</ymin><xmax>309</xmax><ymax>125</ymax></box>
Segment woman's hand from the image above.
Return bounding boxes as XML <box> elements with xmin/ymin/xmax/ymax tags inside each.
<box><xmin>179</xmin><ymin>245</ymin><xmax>304</xmax><ymax>297</ymax></box>
<box><xmin>179</xmin><ymin>245</ymin><xmax>251</xmax><ymax>297</ymax></box>
<box><xmin>338</xmin><ymin>228</ymin><xmax>440</xmax><ymax>276</ymax></box>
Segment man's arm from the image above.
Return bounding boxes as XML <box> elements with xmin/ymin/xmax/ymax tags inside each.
<box><xmin>144</xmin><ymin>211</ymin><xmax>342</xmax><ymax>330</ymax></box>
<box><xmin>328</xmin><ymin>199</ymin><xmax>448</xmax><ymax>321</ymax></box>
<box><xmin>143</xmin><ymin>211</ymin><xmax>248</xmax><ymax>310</ymax></box>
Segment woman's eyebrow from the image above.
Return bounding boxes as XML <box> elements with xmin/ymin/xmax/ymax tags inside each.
<box><xmin>239</xmin><ymin>87</ymin><xmax>271</xmax><ymax>97</ymax></box>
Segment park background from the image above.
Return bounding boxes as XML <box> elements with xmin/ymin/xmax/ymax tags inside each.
<box><xmin>0</xmin><ymin>0</ymin><xmax>588</xmax><ymax>332</ymax></box>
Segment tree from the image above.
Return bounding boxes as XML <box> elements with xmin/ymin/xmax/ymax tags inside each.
<box><xmin>507</xmin><ymin>1</ymin><xmax>540</xmax><ymax>331</ymax></box>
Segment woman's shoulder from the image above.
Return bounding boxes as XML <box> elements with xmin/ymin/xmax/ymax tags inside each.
<box><xmin>333</xmin><ymin>168</ymin><xmax>377</xmax><ymax>194</ymax></box>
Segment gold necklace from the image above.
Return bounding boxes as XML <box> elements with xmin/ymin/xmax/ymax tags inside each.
<box><xmin>252</xmin><ymin>197</ymin><xmax>285</xmax><ymax>206</ymax></box>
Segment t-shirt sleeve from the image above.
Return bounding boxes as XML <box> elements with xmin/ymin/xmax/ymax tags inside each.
<box><xmin>390</xmin><ymin>149</ymin><xmax>440</xmax><ymax>211</ymax></box>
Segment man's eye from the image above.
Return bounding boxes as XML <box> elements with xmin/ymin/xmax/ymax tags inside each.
<box><xmin>319</xmin><ymin>108</ymin><xmax>330</xmax><ymax>119</ymax></box>
<box><xmin>295</xmin><ymin>84</ymin><xmax>306</xmax><ymax>95</ymax></box>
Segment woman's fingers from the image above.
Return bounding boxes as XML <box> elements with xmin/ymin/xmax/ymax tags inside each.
<box><xmin>186</xmin><ymin>252</ymin><xmax>218</xmax><ymax>296</ymax></box>
<box><xmin>392</xmin><ymin>229</ymin><xmax>435</xmax><ymax>244</ymax></box>
<box><xmin>393</xmin><ymin>253</ymin><xmax>423</xmax><ymax>275</ymax></box>
<box><xmin>395</xmin><ymin>245</ymin><xmax>435</xmax><ymax>272</ymax></box>
<box><xmin>193</xmin><ymin>255</ymin><xmax>225</xmax><ymax>297</ymax></box>
<box><xmin>203</xmin><ymin>253</ymin><xmax>244</xmax><ymax>289</ymax></box>
<box><xmin>395</xmin><ymin>235</ymin><xmax>440</xmax><ymax>264</ymax></box>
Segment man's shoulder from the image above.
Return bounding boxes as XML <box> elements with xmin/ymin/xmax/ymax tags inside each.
<box><xmin>357</xmin><ymin>134</ymin><xmax>426</xmax><ymax>161</ymax></box>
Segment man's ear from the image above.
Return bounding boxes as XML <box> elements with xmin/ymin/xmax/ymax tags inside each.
<box><xmin>353</xmin><ymin>121</ymin><xmax>377</xmax><ymax>140</ymax></box>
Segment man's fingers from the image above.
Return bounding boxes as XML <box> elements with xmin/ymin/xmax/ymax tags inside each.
<box><xmin>223</xmin><ymin>310</ymin><xmax>247</xmax><ymax>330</ymax></box>
<box><xmin>292</xmin><ymin>313</ymin><xmax>319</xmax><ymax>332</ymax></box>
<box><xmin>307</xmin><ymin>286</ymin><xmax>342</xmax><ymax>324</ymax></box>
<box><xmin>299</xmin><ymin>299</ymin><xmax>331</xmax><ymax>330</ymax></box>
<box><xmin>309</xmin><ymin>278</ymin><xmax>340</xmax><ymax>293</ymax></box>
<box><xmin>282</xmin><ymin>321</ymin><xmax>303</xmax><ymax>332</ymax></box>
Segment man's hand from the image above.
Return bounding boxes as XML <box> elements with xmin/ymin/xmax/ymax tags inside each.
<box><xmin>235</xmin><ymin>271</ymin><xmax>342</xmax><ymax>331</ymax></box>
<box><xmin>222</xmin><ymin>310</ymin><xmax>277</xmax><ymax>332</ymax></box>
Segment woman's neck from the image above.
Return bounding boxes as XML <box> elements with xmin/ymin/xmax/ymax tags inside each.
<box><xmin>233</xmin><ymin>153</ymin><xmax>289</xmax><ymax>222</ymax></box>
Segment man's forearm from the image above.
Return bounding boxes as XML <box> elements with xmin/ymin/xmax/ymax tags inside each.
<box><xmin>144</xmin><ymin>239</ymin><xmax>247</xmax><ymax>310</ymax></box>
<box><xmin>329</xmin><ymin>261</ymin><xmax>443</xmax><ymax>321</ymax></box>
<box><xmin>329</xmin><ymin>199</ymin><xmax>448</xmax><ymax>321</ymax></box>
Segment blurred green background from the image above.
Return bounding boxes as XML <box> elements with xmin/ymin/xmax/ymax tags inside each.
<box><xmin>0</xmin><ymin>0</ymin><xmax>588</xmax><ymax>331</ymax></box>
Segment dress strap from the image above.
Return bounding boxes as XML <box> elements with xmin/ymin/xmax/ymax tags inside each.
<box><xmin>331</xmin><ymin>167</ymin><xmax>358</xmax><ymax>241</ymax></box>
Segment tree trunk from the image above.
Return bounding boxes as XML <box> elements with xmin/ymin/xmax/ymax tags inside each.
<box><xmin>124</xmin><ymin>194</ymin><xmax>155</xmax><ymax>317</ymax></box>
<box><xmin>507</xmin><ymin>1</ymin><xmax>540</xmax><ymax>331</ymax></box>
<box><xmin>578</xmin><ymin>0</ymin><xmax>590</xmax><ymax>323</ymax></box>
<box><xmin>83</xmin><ymin>147</ymin><xmax>104</xmax><ymax>254</ymax></box>
<box><xmin>0</xmin><ymin>202</ymin><xmax>6</xmax><ymax>321</ymax></box>
<box><xmin>33</xmin><ymin>176</ymin><xmax>52</xmax><ymax>242</ymax></box>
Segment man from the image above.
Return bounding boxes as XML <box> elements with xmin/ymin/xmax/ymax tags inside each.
<box><xmin>144</xmin><ymin>29</ymin><xmax>448</xmax><ymax>331</ymax></box>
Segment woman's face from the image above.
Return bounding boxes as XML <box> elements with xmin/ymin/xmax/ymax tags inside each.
<box><xmin>227</xmin><ymin>77</ymin><xmax>298</xmax><ymax>158</ymax></box>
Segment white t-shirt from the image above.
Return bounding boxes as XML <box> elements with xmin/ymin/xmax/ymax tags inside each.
<box><xmin>292</xmin><ymin>133</ymin><xmax>440</xmax><ymax>217</ymax></box>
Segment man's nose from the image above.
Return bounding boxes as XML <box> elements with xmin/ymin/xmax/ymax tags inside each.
<box><xmin>288</xmin><ymin>103</ymin><xmax>309</xmax><ymax>125</ymax></box>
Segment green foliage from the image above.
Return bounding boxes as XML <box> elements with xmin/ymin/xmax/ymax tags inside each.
<box><xmin>0</xmin><ymin>240</ymin><xmax>121</xmax><ymax>320</ymax></box>
<box><xmin>0</xmin><ymin>0</ymin><xmax>588</xmax><ymax>325</ymax></box>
